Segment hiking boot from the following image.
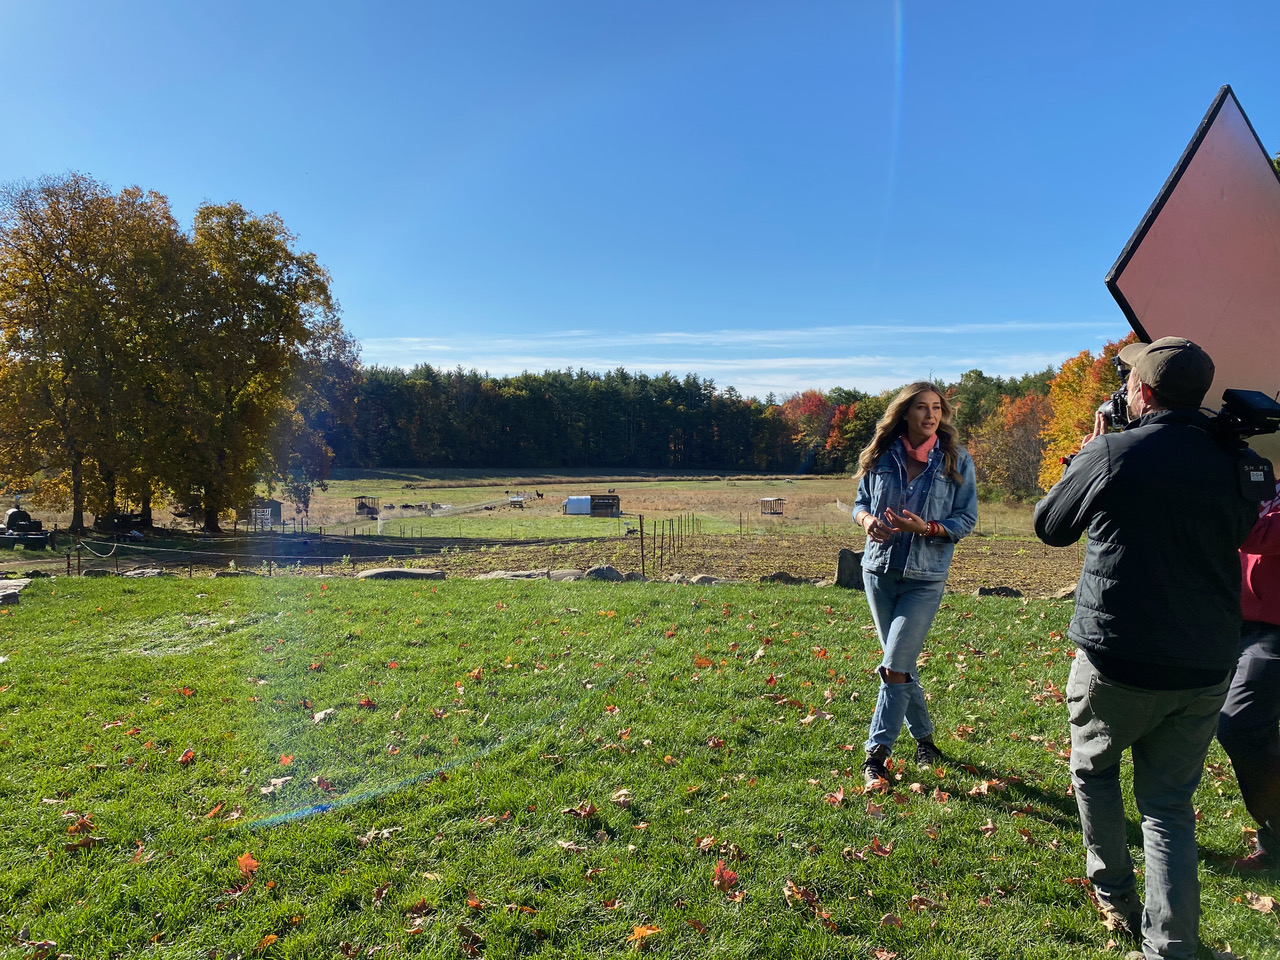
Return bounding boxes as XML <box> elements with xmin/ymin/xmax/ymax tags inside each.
<box><xmin>914</xmin><ymin>738</ymin><xmax>944</xmax><ymax>767</ymax></box>
<box><xmin>862</xmin><ymin>746</ymin><xmax>891</xmax><ymax>787</ymax></box>
<box><xmin>1094</xmin><ymin>889</ymin><xmax>1143</xmax><ymax>942</ymax></box>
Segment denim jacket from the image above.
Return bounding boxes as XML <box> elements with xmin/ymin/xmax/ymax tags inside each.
<box><xmin>853</xmin><ymin>440</ymin><xmax>978</xmax><ymax>581</ymax></box>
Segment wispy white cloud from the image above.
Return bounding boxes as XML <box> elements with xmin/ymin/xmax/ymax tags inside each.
<box><xmin>358</xmin><ymin>320</ymin><xmax>1117</xmax><ymax>399</ymax></box>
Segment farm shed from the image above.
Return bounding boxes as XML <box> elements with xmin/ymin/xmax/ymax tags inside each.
<box><xmin>589</xmin><ymin>494</ymin><xmax>621</xmax><ymax>517</ymax></box>
<box><xmin>759</xmin><ymin>497</ymin><xmax>786</xmax><ymax>515</ymax></box>
<box><xmin>236</xmin><ymin>498</ymin><xmax>282</xmax><ymax>525</ymax></box>
<box><xmin>563</xmin><ymin>494</ymin><xmax>621</xmax><ymax>517</ymax></box>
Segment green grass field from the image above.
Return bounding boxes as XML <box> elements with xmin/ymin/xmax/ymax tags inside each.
<box><xmin>2</xmin><ymin>578</ymin><xmax>1273</xmax><ymax>958</ymax></box>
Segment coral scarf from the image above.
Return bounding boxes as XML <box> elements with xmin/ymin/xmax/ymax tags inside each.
<box><xmin>901</xmin><ymin>434</ymin><xmax>936</xmax><ymax>464</ymax></box>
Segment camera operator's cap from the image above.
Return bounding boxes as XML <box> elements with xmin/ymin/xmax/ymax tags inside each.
<box><xmin>1117</xmin><ymin>336</ymin><xmax>1215</xmax><ymax>409</ymax></box>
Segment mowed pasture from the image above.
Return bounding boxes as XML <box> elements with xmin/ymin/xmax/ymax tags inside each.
<box><xmin>7</xmin><ymin>470</ymin><xmax>1069</xmax><ymax>593</ymax></box>
<box><xmin>1</xmin><ymin>576</ymin><xmax>1275</xmax><ymax>959</ymax></box>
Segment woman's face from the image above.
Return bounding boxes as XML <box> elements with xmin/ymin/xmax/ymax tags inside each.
<box><xmin>904</xmin><ymin>391</ymin><xmax>943</xmax><ymax>443</ymax></box>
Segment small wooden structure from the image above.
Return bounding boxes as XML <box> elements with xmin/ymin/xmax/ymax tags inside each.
<box><xmin>759</xmin><ymin>497</ymin><xmax>786</xmax><ymax>516</ymax></box>
<box><xmin>354</xmin><ymin>496</ymin><xmax>380</xmax><ymax>517</ymax></box>
<box><xmin>236</xmin><ymin>498</ymin><xmax>283</xmax><ymax>525</ymax></box>
<box><xmin>590</xmin><ymin>494</ymin><xmax>620</xmax><ymax>517</ymax></box>
<box><xmin>508</xmin><ymin>496</ymin><xmax>525</xmax><ymax>509</ymax></box>
<box><xmin>562</xmin><ymin>494</ymin><xmax>621</xmax><ymax>517</ymax></box>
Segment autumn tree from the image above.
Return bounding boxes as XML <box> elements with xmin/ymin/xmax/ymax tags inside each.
<box><xmin>1038</xmin><ymin>333</ymin><xmax>1137</xmax><ymax>490</ymax></box>
<box><xmin>0</xmin><ymin>174</ymin><xmax>189</xmax><ymax>530</ymax></box>
<box><xmin>177</xmin><ymin>202</ymin><xmax>354</xmax><ymax>531</ymax></box>
<box><xmin>969</xmin><ymin>393</ymin><xmax>1052</xmax><ymax>498</ymax></box>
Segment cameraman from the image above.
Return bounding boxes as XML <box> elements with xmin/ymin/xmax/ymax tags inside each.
<box><xmin>1216</xmin><ymin>477</ymin><xmax>1280</xmax><ymax>871</ymax></box>
<box><xmin>1034</xmin><ymin>337</ymin><xmax>1259</xmax><ymax>960</ymax></box>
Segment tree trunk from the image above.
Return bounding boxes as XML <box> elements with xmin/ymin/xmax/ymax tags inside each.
<box><xmin>140</xmin><ymin>485</ymin><xmax>153</xmax><ymax>528</ymax></box>
<box><xmin>69</xmin><ymin>456</ymin><xmax>86</xmax><ymax>533</ymax></box>
<box><xmin>202</xmin><ymin>488</ymin><xmax>223</xmax><ymax>533</ymax></box>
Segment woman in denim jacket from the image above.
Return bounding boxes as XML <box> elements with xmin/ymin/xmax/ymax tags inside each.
<box><xmin>852</xmin><ymin>382</ymin><xmax>977</xmax><ymax>785</ymax></box>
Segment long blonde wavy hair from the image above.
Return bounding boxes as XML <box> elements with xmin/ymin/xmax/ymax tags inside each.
<box><xmin>854</xmin><ymin>381</ymin><xmax>963</xmax><ymax>484</ymax></box>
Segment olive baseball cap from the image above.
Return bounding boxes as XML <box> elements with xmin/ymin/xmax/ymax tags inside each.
<box><xmin>1117</xmin><ymin>336</ymin><xmax>1215</xmax><ymax>410</ymax></box>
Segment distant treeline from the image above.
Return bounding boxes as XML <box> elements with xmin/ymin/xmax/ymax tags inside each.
<box><xmin>327</xmin><ymin>364</ymin><xmax>1059</xmax><ymax>482</ymax></box>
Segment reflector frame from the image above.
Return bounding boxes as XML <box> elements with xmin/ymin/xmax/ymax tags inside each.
<box><xmin>1106</xmin><ymin>85</ymin><xmax>1280</xmax><ymax>460</ymax></box>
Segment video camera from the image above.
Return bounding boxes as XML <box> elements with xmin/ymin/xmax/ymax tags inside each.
<box><xmin>1097</xmin><ymin>354</ymin><xmax>1280</xmax><ymax>439</ymax></box>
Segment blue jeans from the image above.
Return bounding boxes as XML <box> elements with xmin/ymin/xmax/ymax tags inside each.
<box><xmin>863</xmin><ymin>569</ymin><xmax>946</xmax><ymax>755</ymax></box>
<box><xmin>1067</xmin><ymin>653</ymin><xmax>1230</xmax><ymax>960</ymax></box>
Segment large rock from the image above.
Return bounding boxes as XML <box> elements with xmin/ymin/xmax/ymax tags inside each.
<box><xmin>760</xmin><ymin>571</ymin><xmax>807</xmax><ymax>585</ymax></box>
<box><xmin>122</xmin><ymin>568</ymin><xmax>171</xmax><ymax>578</ymax></box>
<box><xmin>473</xmin><ymin>569</ymin><xmax>548</xmax><ymax>581</ymax></box>
<box><xmin>623</xmin><ymin>571</ymin><xmax>647</xmax><ymax>582</ymax></box>
<box><xmin>549</xmin><ymin>569</ymin><xmax>585</xmax><ymax>582</ymax></box>
<box><xmin>584</xmin><ymin>565</ymin><xmax>624</xmax><ymax>582</ymax></box>
<box><xmin>357</xmin><ymin>568</ymin><xmax>446</xmax><ymax>580</ymax></box>
<box><xmin>975</xmin><ymin>585</ymin><xmax>1023</xmax><ymax>598</ymax></box>
<box><xmin>835</xmin><ymin>548</ymin><xmax>865</xmax><ymax>591</ymax></box>
<box><xmin>689</xmin><ymin>574</ymin><xmax>719</xmax><ymax>585</ymax></box>
<box><xmin>1052</xmin><ymin>582</ymin><xmax>1078</xmax><ymax>600</ymax></box>
<box><xmin>212</xmin><ymin>570</ymin><xmax>257</xmax><ymax>577</ymax></box>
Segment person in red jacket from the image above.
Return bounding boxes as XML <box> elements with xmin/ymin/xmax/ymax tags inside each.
<box><xmin>1217</xmin><ymin>478</ymin><xmax>1280</xmax><ymax>870</ymax></box>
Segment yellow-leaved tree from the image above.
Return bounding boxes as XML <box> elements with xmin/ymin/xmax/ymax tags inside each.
<box><xmin>1038</xmin><ymin>333</ymin><xmax>1137</xmax><ymax>490</ymax></box>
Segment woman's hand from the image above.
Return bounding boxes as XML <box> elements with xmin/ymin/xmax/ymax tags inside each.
<box><xmin>884</xmin><ymin>507</ymin><xmax>928</xmax><ymax>536</ymax></box>
<box><xmin>859</xmin><ymin>512</ymin><xmax>894</xmax><ymax>543</ymax></box>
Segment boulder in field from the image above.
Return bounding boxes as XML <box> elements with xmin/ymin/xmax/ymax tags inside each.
<box><xmin>1052</xmin><ymin>582</ymin><xmax>1078</xmax><ymax>600</ymax></box>
<box><xmin>623</xmin><ymin>571</ymin><xmax>647</xmax><ymax>582</ymax></box>
<box><xmin>357</xmin><ymin>568</ymin><xmax>447</xmax><ymax>580</ymax></box>
<box><xmin>835</xmin><ymin>548</ymin><xmax>865</xmax><ymax>591</ymax></box>
<box><xmin>585</xmin><ymin>565</ymin><xmax>624</xmax><ymax>582</ymax></box>
<box><xmin>689</xmin><ymin>574</ymin><xmax>719</xmax><ymax>585</ymax></box>
<box><xmin>122</xmin><ymin>568</ymin><xmax>171</xmax><ymax>578</ymax></box>
<box><xmin>760</xmin><ymin>571</ymin><xmax>805</xmax><ymax>585</ymax></box>
<box><xmin>975</xmin><ymin>585</ymin><xmax>1022</xmax><ymax>598</ymax></box>
<box><xmin>549</xmin><ymin>569</ymin><xmax>585</xmax><ymax>582</ymax></box>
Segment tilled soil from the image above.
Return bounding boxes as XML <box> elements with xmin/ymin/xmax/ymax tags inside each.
<box><xmin>425</xmin><ymin>532</ymin><xmax>1084</xmax><ymax>597</ymax></box>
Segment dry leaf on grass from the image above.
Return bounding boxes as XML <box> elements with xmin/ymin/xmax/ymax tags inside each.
<box><xmin>626</xmin><ymin>924</ymin><xmax>661</xmax><ymax>944</ymax></box>
<box><xmin>237</xmin><ymin>852</ymin><xmax>259</xmax><ymax>876</ymax></box>
<box><xmin>783</xmin><ymin>879</ymin><xmax>837</xmax><ymax>931</ymax></box>
<box><xmin>561</xmin><ymin>801</ymin><xmax>598</xmax><ymax>819</ymax></box>
<box><xmin>610</xmin><ymin>789</ymin><xmax>633</xmax><ymax>808</ymax></box>
<box><xmin>979</xmin><ymin>819</ymin><xmax>998</xmax><ymax>837</ymax></box>
<box><xmin>712</xmin><ymin>860</ymin><xmax>738</xmax><ymax>893</ymax></box>
<box><xmin>1243</xmin><ymin>891</ymin><xmax>1276</xmax><ymax>914</ymax></box>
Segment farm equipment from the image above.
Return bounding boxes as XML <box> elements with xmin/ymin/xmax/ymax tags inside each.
<box><xmin>0</xmin><ymin>505</ymin><xmax>50</xmax><ymax>550</ymax></box>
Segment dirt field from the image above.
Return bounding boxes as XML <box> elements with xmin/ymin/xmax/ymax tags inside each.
<box><xmin>413</xmin><ymin>530</ymin><xmax>1082</xmax><ymax>597</ymax></box>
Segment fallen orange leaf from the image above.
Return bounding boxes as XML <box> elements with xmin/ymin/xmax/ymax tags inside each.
<box><xmin>178</xmin><ymin>748</ymin><xmax>195</xmax><ymax>766</ymax></box>
<box><xmin>626</xmin><ymin>924</ymin><xmax>661</xmax><ymax>944</ymax></box>
<box><xmin>238</xmin><ymin>851</ymin><xmax>260</xmax><ymax>876</ymax></box>
<box><xmin>280</xmin><ymin>754</ymin><xmax>293</xmax><ymax>766</ymax></box>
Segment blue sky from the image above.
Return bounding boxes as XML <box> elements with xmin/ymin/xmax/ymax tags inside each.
<box><xmin>3</xmin><ymin>1</ymin><xmax>1277</xmax><ymax>399</ymax></box>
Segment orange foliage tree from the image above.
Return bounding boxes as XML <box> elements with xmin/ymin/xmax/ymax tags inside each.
<box><xmin>969</xmin><ymin>393</ymin><xmax>1052</xmax><ymax>498</ymax></box>
<box><xmin>1038</xmin><ymin>333</ymin><xmax>1137</xmax><ymax>490</ymax></box>
<box><xmin>780</xmin><ymin>390</ymin><xmax>857</xmax><ymax>472</ymax></box>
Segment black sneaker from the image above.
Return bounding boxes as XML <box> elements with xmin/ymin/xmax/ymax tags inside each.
<box><xmin>914</xmin><ymin>738</ymin><xmax>944</xmax><ymax>767</ymax></box>
<box><xmin>862</xmin><ymin>747</ymin><xmax>890</xmax><ymax>787</ymax></box>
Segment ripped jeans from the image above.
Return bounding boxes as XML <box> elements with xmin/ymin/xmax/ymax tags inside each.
<box><xmin>862</xmin><ymin>568</ymin><xmax>946</xmax><ymax>755</ymax></box>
